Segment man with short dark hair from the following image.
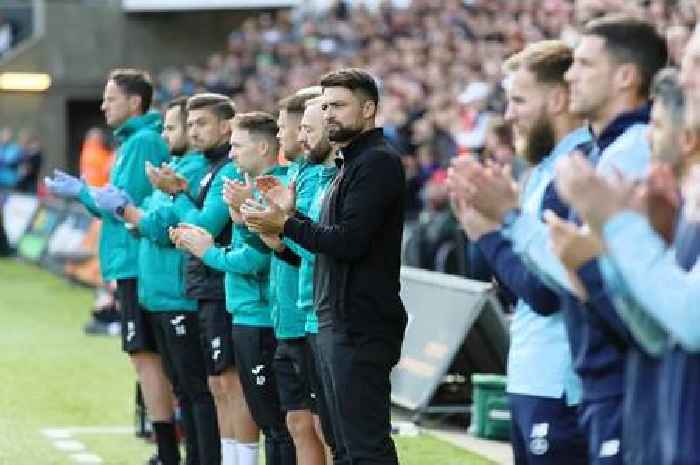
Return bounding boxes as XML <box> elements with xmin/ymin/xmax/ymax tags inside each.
<box><xmin>454</xmin><ymin>15</ymin><xmax>668</xmax><ymax>465</ymax></box>
<box><xmin>145</xmin><ymin>93</ymin><xmax>259</xmax><ymax>465</ymax></box>
<box><xmin>45</xmin><ymin>68</ymin><xmax>174</xmax><ymax>465</ymax></box>
<box><xmin>176</xmin><ymin>111</ymin><xmax>295</xmax><ymax>465</ymax></box>
<box><xmin>243</xmin><ymin>68</ymin><xmax>407</xmax><ymax>465</ymax></box>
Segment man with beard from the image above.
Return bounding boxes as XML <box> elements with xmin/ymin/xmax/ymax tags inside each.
<box><xmin>294</xmin><ymin>96</ymin><xmax>340</xmax><ymax>465</ymax></box>
<box><xmin>249</xmin><ymin>96</ymin><xmax>340</xmax><ymax>464</ymax></box>
<box><xmin>450</xmin><ymin>16</ymin><xmax>667</xmax><ymax>465</ymax></box>
<box><xmin>449</xmin><ymin>40</ymin><xmax>588</xmax><ymax>465</ymax></box>
<box><xmin>147</xmin><ymin>94</ymin><xmax>260</xmax><ymax>465</ymax></box>
<box><xmin>265</xmin><ymin>89</ymin><xmax>328</xmax><ymax>465</ymax></box>
<box><xmin>243</xmin><ymin>68</ymin><xmax>407</xmax><ymax>465</ymax></box>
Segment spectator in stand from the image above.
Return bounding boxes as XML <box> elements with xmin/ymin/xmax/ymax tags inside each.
<box><xmin>149</xmin><ymin>0</ymin><xmax>696</xmax><ymax>218</ymax></box>
<box><xmin>15</xmin><ymin>129</ymin><xmax>42</xmax><ymax>194</ymax></box>
<box><xmin>80</xmin><ymin>127</ymin><xmax>114</xmax><ymax>188</ymax></box>
<box><xmin>414</xmin><ymin>170</ymin><xmax>460</xmax><ymax>272</ymax></box>
<box><xmin>456</xmin><ymin>81</ymin><xmax>494</xmax><ymax>155</ymax></box>
<box><xmin>0</xmin><ymin>128</ymin><xmax>22</xmax><ymax>189</ymax></box>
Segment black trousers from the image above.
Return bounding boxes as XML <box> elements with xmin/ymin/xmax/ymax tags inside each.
<box><xmin>307</xmin><ymin>333</ymin><xmax>341</xmax><ymax>458</ymax></box>
<box><xmin>317</xmin><ymin>327</ymin><xmax>402</xmax><ymax>465</ymax></box>
<box><xmin>150</xmin><ymin>311</ymin><xmax>221</xmax><ymax>465</ymax></box>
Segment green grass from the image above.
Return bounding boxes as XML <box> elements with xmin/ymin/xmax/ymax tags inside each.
<box><xmin>0</xmin><ymin>258</ymin><xmax>495</xmax><ymax>465</ymax></box>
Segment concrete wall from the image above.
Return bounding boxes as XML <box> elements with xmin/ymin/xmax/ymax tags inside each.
<box><xmin>0</xmin><ymin>0</ymin><xmax>258</xmax><ymax>176</ymax></box>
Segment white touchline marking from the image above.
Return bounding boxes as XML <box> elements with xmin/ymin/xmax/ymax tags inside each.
<box><xmin>70</xmin><ymin>452</ymin><xmax>103</xmax><ymax>464</ymax></box>
<box><xmin>53</xmin><ymin>439</ymin><xmax>86</xmax><ymax>451</ymax></box>
<box><xmin>41</xmin><ymin>426</ymin><xmax>134</xmax><ymax>464</ymax></box>
<box><xmin>41</xmin><ymin>428</ymin><xmax>72</xmax><ymax>439</ymax></box>
<box><xmin>64</xmin><ymin>426</ymin><xmax>134</xmax><ymax>435</ymax></box>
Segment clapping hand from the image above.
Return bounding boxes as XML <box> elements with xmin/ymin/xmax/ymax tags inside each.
<box><xmin>240</xmin><ymin>198</ymin><xmax>288</xmax><ymax>236</ymax></box>
<box><xmin>449</xmin><ymin>157</ymin><xmax>520</xmax><ymax>222</ymax></box>
<box><xmin>170</xmin><ymin>223</ymin><xmax>214</xmax><ymax>258</ymax></box>
<box><xmin>44</xmin><ymin>169</ymin><xmax>84</xmax><ymax>198</ymax></box>
<box><xmin>147</xmin><ymin>162</ymin><xmax>188</xmax><ymax>195</ymax></box>
<box><xmin>259</xmin><ymin>232</ymin><xmax>284</xmax><ymax>252</ymax></box>
<box><xmin>555</xmin><ymin>153</ymin><xmax>638</xmax><ymax>233</ymax></box>
<box><xmin>223</xmin><ymin>173</ymin><xmax>254</xmax><ymax>210</ymax></box>
<box><xmin>450</xmin><ymin>194</ymin><xmax>500</xmax><ymax>241</ymax></box>
<box><xmin>544</xmin><ymin>210</ymin><xmax>603</xmax><ymax>271</ymax></box>
<box><xmin>257</xmin><ymin>175</ymin><xmax>296</xmax><ymax>215</ymax></box>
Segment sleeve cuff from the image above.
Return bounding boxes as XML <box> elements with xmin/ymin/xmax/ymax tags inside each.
<box><xmin>202</xmin><ymin>247</ymin><xmax>222</xmax><ymax>270</ymax></box>
<box><xmin>576</xmin><ymin>258</ymin><xmax>605</xmax><ymax>298</ymax></box>
<box><xmin>475</xmin><ymin>230</ymin><xmax>504</xmax><ymax>261</ymax></box>
<box><xmin>502</xmin><ymin>212</ymin><xmax>529</xmax><ymax>241</ymax></box>
<box><xmin>172</xmin><ymin>193</ymin><xmax>196</xmax><ymax>220</ymax></box>
<box><xmin>603</xmin><ymin>210</ymin><xmax>647</xmax><ymax>244</ymax></box>
<box><xmin>136</xmin><ymin>217</ymin><xmax>148</xmax><ymax>235</ymax></box>
<box><xmin>283</xmin><ymin>213</ymin><xmax>303</xmax><ymax>240</ymax></box>
<box><xmin>275</xmin><ymin>246</ymin><xmax>301</xmax><ymax>267</ymax></box>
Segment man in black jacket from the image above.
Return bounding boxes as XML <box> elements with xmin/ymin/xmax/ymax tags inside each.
<box><xmin>244</xmin><ymin>68</ymin><xmax>407</xmax><ymax>465</ymax></box>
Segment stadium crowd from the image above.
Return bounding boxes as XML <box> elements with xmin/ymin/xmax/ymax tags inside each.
<box><xmin>26</xmin><ymin>1</ymin><xmax>700</xmax><ymax>465</ymax></box>
<box><xmin>152</xmin><ymin>0</ymin><xmax>698</xmax><ymax>276</ymax></box>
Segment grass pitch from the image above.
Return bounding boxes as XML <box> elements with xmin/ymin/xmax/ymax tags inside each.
<box><xmin>0</xmin><ymin>258</ymin><xmax>495</xmax><ymax>465</ymax></box>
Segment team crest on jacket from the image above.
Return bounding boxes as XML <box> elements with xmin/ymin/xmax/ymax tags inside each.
<box><xmin>530</xmin><ymin>423</ymin><xmax>549</xmax><ymax>455</ymax></box>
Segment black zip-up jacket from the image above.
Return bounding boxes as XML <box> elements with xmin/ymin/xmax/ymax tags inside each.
<box><xmin>283</xmin><ymin>128</ymin><xmax>408</xmax><ymax>342</ymax></box>
<box><xmin>185</xmin><ymin>143</ymin><xmax>232</xmax><ymax>301</ymax></box>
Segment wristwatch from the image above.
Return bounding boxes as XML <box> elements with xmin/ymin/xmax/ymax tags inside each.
<box><xmin>115</xmin><ymin>205</ymin><xmax>126</xmax><ymax>218</ymax></box>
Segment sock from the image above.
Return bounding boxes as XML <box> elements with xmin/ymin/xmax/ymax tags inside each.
<box><xmin>221</xmin><ymin>438</ymin><xmax>239</xmax><ymax>465</ymax></box>
<box><xmin>179</xmin><ymin>401</ymin><xmax>198</xmax><ymax>465</ymax></box>
<box><xmin>237</xmin><ymin>442</ymin><xmax>260</xmax><ymax>465</ymax></box>
<box><xmin>153</xmin><ymin>421</ymin><xmax>181</xmax><ymax>465</ymax></box>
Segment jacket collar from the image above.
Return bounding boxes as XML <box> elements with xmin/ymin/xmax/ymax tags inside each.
<box><xmin>591</xmin><ymin>102</ymin><xmax>651</xmax><ymax>153</ymax></box>
<box><xmin>336</xmin><ymin>128</ymin><xmax>384</xmax><ymax>167</ymax></box>
<box><xmin>540</xmin><ymin>126</ymin><xmax>592</xmax><ymax>167</ymax></box>
<box><xmin>114</xmin><ymin>112</ymin><xmax>162</xmax><ymax>144</ymax></box>
<box><xmin>203</xmin><ymin>143</ymin><xmax>231</xmax><ymax>162</ymax></box>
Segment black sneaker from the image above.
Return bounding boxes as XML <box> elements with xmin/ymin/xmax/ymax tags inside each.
<box><xmin>83</xmin><ymin>318</ymin><xmax>120</xmax><ymax>336</ymax></box>
<box><xmin>91</xmin><ymin>307</ymin><xmax>120</xmax><ymax>323</ymax></box>
<box><xmin>146</xmin><ymin>453</ymin><xmax>181</xmax><ymax>465</ymax></box>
